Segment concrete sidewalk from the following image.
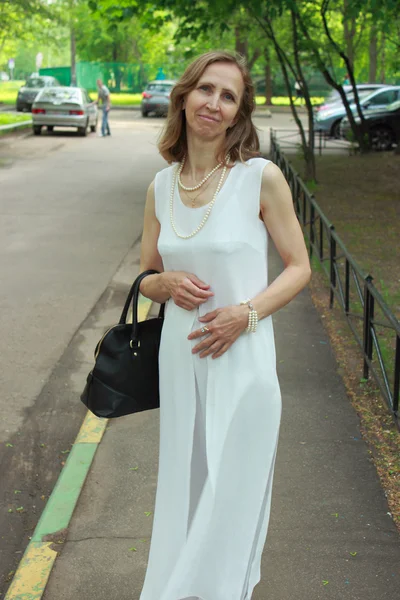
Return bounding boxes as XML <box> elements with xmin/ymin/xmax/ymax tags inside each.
<box><xmin>36</xmin><ymin>245</ymin><xmax>400</xmax><ymax>599</ymax></box>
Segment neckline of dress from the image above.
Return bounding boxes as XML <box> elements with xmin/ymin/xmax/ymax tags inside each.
<box><xmin>175</xmin><ymin>161</ymin><xmax>237</xmax><ymax>211</ymax></box>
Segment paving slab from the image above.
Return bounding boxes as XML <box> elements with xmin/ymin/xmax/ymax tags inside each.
<box><xmin>39</xmin><ymin>243</ymin><xmax>400</xmax><ymax>600</ymax></box>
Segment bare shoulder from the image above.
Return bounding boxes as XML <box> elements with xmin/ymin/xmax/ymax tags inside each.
<box><xmin>261</xmin><ymin>161</ymin><xmax>288</xmax><ymax>188</ymax></box>
<box><xmin>260</xmin><ymin>161</ymin><xmax>292</xmax><ymax>212</ymax></box>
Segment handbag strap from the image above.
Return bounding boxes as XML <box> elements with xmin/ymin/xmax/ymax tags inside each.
<box><xmin>119</xmin><ymin>269</ymin><xmax>165</xmax><ymax>334</ymax></box>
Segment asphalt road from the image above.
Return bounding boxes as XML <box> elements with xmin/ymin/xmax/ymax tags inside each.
<box><xmin>0</xmin><ymin>110</ymin><xmax>166</xmax><ymax>594</ymax></box>
<box><xmin>0</xmin><ymin>108</ymin><xmax>296</xmax><ymax>593</ymax></box>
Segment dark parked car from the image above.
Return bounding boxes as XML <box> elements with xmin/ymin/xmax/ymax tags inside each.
<box><xmin>141</xmin><ymin>80</ymin><xmax>176</xmax><ymax>117</ymax></box>
<box><xmin>340</xmin><ymin>99</ymin><xmax>400</xmax><ymax>151</ymax></box>
<box><xmin>17</xmin><ymin>75</ymin><xmax>61</xmax><ymax>112</ymax></box>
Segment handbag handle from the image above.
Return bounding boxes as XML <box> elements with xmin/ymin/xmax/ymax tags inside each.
<box><xmin>119</xmin><ymin>269</ymin><xmax>165</xmax><ymax>340</ymax></box>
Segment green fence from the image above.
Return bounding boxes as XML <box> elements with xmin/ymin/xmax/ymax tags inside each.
<box><xmin>40</xmin><ymin>61</ymin><xmax>400</xmax><ymax>96</ymax></box>
<box><xmin>40</xmin><ymin>62</ymin><xmax>151</xmax><ymax>92</ymax></box>
<box><xmin>39</xmin><ymin>66</ymin><xmax>71</xmax><ymax>86</ymax></box>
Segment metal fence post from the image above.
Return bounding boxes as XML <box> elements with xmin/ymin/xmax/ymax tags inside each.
<box><xmin>363</xmin><ymin>275</ymin><xmax>374</xmax><ymax>380</ymax></box>
<box><xmin>329</xmin><ymin>226</ymin><xmax>336</xmax><ymax>308</ymax></box>
<box><xmin>310</xmin><ymin>200</ymin><xmax>315</xmax><ymax>260</ymax></box>
<box><xmin>345</xmin><ymin>260</ymin><xmax>350</xmax><ymax>314</ymax></box>
<box><xmin>394</xmin><ymin>336</ymin><xmax>400</xmax><ymax>416</ymax></box>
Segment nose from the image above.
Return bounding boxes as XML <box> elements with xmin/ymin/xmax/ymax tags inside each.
<box><xmin>206</xmin><ymin>93</ymin><xmax>220</xmax><ymax>111</ymax></box>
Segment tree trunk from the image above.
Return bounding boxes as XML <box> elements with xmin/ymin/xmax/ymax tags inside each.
<box><xmin>369</xmin><ymin>23</ymin><xmax>377</xmax><ymax>82</ymax></box>
<box><xmin>235</xmin><ymin>26</ymin><xmax>248</xmax><ymax>62</ymax></box>
<box><xmin>379</xmin><ymin>31</ymin><xmax>386</xmax><ymax>83</ymax></box>
<box><xmin>304</xmin><ymin>146</ymin><xmax>316</xmax><ymax>182</ymax></box>
<box><xmin>264</xmin><ymin>53</ymin><xmax>272</xmax><ymax>105</ymax></box>
<box><xmin>69</xmin><ymin>0</ymin><xmax>76</xmax><ymax>86</ymax></box>
<box><xmin>70</xmin><ymin>28</ymin><xmax>76</xmax><ymax>86</ymax></box>
<box><xmin>343</xmin><ymin>0</ymin><xmax>356</xmax><ymax>72</ymax></box>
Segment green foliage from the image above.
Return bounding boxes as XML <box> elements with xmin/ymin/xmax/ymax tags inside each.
<box><xmin>0</xmin><ymin>112</ymin><xmax>31</xmax><ymax>126</ymax></box>
<box><xmin>1</xmin><ymin>0</ymin><xmax>398</xmax><ymax>92</ymax></box>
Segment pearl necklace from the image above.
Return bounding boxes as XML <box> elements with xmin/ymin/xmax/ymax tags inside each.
<box><xmin>170</xmin><ymin>155</ymin><xmax>230</xmax><ymax>240</ymax></box>
<box><xmin>178</xmin><ymin>155</ymin><xmax>225</xmax><ymax>191</ymax></box>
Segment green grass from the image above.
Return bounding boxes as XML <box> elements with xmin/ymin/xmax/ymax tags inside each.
<box><xmin>109</xmin><ymin>92</ymin><xmax>142</xmax><ymax>106</ymax></box>
<box><xmin>256</xmin><ymin>96</ymin><xmax>325</xmax><ymax>106</ymax></box>
<box><xmin>0</xmin><ymin>82</ymin><xmax>326</xmax><ymax>108</ymax></box>
<box><xmin>0</xmin><ymin>112</ymin><xmax>31</xmax><ymax>126</ymax></box>
<box><xmin>0</xmin><ymin>80</ymin><xmax>25</xmax><ymax>105</ymax></box>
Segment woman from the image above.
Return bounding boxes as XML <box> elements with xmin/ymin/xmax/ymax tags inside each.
<box><xmin>138</xmin><ymin>51</ymin><xmax>311</xmax><ymax>600</ymax></box>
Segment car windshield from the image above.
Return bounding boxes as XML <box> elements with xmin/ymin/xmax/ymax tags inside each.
<box><xmin>26</xmin><ymin>78</ymin><xmax>46</xmax><ymax>88</ymax></box>
<box><xmin>39</xmin><ymin>88</ymin><xmax>81</xmax><ymax>103</ymax></box>
<box><xmin>347</xmin><ymin>91</ymin><xmax>372</xmax><ymax>103</ymax></box>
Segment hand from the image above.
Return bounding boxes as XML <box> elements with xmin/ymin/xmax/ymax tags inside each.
<box><xmin>163</xmin><ymin>271</ymin><xmax>214</xmax><ymax>311</ymax></box>
<box><xmin>188</xmin><ymin>305</ymin><xmax>248</xmax><ymax>359</ymax></box>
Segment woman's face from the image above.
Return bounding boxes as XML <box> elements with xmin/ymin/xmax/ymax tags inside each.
<box><xmin>183</xmin><ymin>62</ymin><xmax>244</xmax><ymax>140</ymax></box>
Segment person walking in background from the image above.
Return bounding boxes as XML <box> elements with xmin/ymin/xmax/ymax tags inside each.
<box><xmin>294</xmin><ymin>79</ymin><xmax>303</xmax><ymax>104</ymax></box>
<box><xmin>138</xmin><ymin>50</ymin><xmax>311</xmax><ymax>599</ymax></box>
<box><xmin>96</xmin><ymin>78</ymin><xmax>111</xmax><ymax>137</ymax></box>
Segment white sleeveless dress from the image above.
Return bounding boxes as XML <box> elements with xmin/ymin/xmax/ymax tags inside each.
<box><xmin>139</xmin><ymin>157</ymin><xmax>282</xmax><ymax>600</ymax></box>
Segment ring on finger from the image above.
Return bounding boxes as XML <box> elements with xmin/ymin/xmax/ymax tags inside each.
<box><xmin>201</xmin><ymin>326</ymin><xmax>210</xmax><ymax>334</ymax></box>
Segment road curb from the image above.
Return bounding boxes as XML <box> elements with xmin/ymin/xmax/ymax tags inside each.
<box><xmin>4</xmin><ymin>295</ymin><xmax>153</xmax><ymax>600</ymax></box>
<box><xmin>0</xmin><ymin>120</ymin><xmax>32</xmax><ymax>133</ymax></box>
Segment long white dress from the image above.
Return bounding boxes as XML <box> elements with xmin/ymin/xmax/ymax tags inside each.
<box><xmin>139</xmin><ymin>157</ymin><xmax>282</xmax><ymax>600</ymax></box>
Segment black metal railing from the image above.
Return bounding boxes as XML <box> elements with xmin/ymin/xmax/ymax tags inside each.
<box><xmin>270</xmin><ymin>129</ymin><xmax>399</xmax><ymax>426</ymax></box>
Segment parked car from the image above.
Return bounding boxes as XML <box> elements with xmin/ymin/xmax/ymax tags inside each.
<box><xmin>16</xmin><ymin>76</ymin><xmax>61</xmax><ymax>112</ymax></box>
<box><xmin>322</xmin><ymin>83</ymin><xmax>387</xmax><ymax>107</ymax></box>
<box><xmin>141</xmin><ymin>80</ymin><xmax>176</xmax><ymax>117</ymax></box>
<box><xmin>314</xmin><ymin>85</ymin><xmax>400</xmax><ymax>138</ymax></box>
<box><xmin>340</xmin><ymin>99</ymin><xmax>400</xmax><ymax>151</ymax></box>
<box><xmin>31</xmin><ymin>86</ymin><xmax>98</xmax><ymax>136</ymax></box>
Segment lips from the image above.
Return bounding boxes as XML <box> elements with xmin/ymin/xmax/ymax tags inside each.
<box><xmin>198</xmin><ymin>114</ymin><xmax>219</xmax><ymax>123</ymax></box>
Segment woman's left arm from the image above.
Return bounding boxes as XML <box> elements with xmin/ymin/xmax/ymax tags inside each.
<box><xmin>189</xmin><ymin>161</ymin><xmax>312</xmax><ymax>359</ymax></box>
<box><xmin>249</xmin><ymin>161</ymin><xmax>312</xmax><ymax>320</ymax></box>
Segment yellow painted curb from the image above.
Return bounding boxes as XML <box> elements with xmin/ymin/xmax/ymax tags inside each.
<box><xmin>5</xmin><ymin>542</ymin><xmax>57</xmax><ymax>600</ymax></box>
<box><xmin>75</xmin><ymin>411</ymin><xmax>107</xmax><ymax>444</ymax></box>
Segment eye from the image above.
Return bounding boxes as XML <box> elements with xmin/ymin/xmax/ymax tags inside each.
<box><xmin>199</xmin><ymin>84</ymin><xmax>210</xmax><ymax>92</ymax></box>
<box><xmin>223</xmin><ymin>93</ymin><xmax>235</xmax><ymax>102</ymax></box>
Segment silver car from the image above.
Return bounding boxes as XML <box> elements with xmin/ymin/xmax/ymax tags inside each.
<box><xmin>31</xmin><ymin>87</ymin><xmax>98</xmax><ymax>136</ymax></box>
<box><xmin>314</xmin><ymin>85</ymin><xmax>400</xmax><ymax>138</ymax></box>
<box><xmin>141</xmin><ymin>80</ymin><xmax>176</xmax><ymax>117</ymax></box>
<box><xmin>16</xmin><ymin>75</ymin><xmax>60</xmax><ymax>112</ymax></box>
<box><xmin>322</xmin><ymin>83</ymin><xmax>387</xmax><ymax>106</ymax></box>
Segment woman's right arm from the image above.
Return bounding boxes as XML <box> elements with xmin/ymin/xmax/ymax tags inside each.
<box><xmin>139</xmin><ymin>180</ymin><xmax>214</xmax><ymax>310</ymax></box>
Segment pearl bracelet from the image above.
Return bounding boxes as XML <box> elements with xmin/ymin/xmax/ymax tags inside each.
<box><xmin>240</xmin><ymin>299</ymin><xmax>258</xmax><ymax>333</ymax></box>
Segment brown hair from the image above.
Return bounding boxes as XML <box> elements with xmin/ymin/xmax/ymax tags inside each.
<box><xmin>158</xmin><ymin>50</ymin><xmax>260</xmax><ymax>164</ymax></box>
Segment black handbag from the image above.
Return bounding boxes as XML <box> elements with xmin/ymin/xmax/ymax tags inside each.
<box><xmin>80</xmin><ymin>270</ymin><xmax>165</xmax><ymax>418</ymax></box>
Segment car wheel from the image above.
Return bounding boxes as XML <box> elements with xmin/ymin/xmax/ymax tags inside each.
<box><xmin>370</xmin><ymin>126</ymin><xmax>394</xmax><ymax>151</ymax></box>
<box><xmin>47</xmin><ymin>126</ymin><xmax>54</xmax><ymax>132</ymax></box>
<box><xmin>331</xmin><ymin>119</ymin><xmax>342</xmax><ymax>139</ymax></box>
<box><xmin>141</xmin><ymin>110</ymin><xmax>148</xmax><ymax>118</ymax></box>
<box><xmin>78</xmin><ymin>120</ymin><xmax>89</xmax><ymax>137</ymax></box>
<box><xmin>16</xmin><ymin>105</ymin><xmax>23</xmax><ymax>112</ymax></box>
<box><xmin>33</xmin><ymin>126</ymin><xmax>41</xmax><ymax>136</ymax></box>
